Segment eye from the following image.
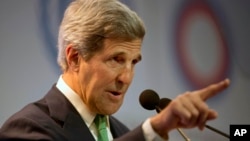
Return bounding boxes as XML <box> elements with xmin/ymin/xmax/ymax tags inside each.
<box><xmin>113</xmin><ymin>56</ymin><xmax>125</xmax><ymax>64</ymax></box>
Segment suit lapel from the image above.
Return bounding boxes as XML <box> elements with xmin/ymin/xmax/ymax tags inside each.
<box><xmin>63</xmin><ymin>112</ymin><xmax>95</xmax><ymax>141</ymax></box>
<box><xmin>109</xmin><ymin>116</ymin><xmax>130</xmax><ymax>139</ymax></box>
<box><xmin>45</xmin><ymin>85</ymin><xmax>95</xmax><ymax>141</ymax></box>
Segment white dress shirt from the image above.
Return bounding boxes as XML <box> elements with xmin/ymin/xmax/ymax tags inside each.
<box><xmin>56</xmin><ymin>75</ymin><xmax>166</xmax><ymax>141</ymax></box>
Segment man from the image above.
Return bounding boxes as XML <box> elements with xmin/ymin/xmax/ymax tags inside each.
<box><xmin>0</xmin><ymin>0</ymin><xmax>230</xmax><ymax>140</ymax></box>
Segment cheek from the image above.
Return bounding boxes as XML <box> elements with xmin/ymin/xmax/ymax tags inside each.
<box><xmin>95</xmin><ymin>66</ymin><xmax>118</xmax><ymax>84</ymax></box>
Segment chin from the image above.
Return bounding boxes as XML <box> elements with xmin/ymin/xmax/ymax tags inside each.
<box><xmin>100</xmin><ymin>104</ymin><xmax>122</xmax><ymax>115</ymax></box>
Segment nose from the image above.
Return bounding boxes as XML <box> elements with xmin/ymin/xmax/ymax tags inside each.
<box><xmin>117</xmin><ymin>66</ymin><xmax>134</xmax><ymax>85</ymax></box>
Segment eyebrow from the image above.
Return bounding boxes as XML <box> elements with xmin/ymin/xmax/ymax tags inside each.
<box><xmin>111</xmin><ymin>52</ymin><xmax>142</xmax><ymax>61</ymax></box>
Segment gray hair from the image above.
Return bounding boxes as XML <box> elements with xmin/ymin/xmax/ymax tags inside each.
<box><xmin>57</xmin><ymin>0</ymin><xmax>145</xmax><ymax>71</ymax></box>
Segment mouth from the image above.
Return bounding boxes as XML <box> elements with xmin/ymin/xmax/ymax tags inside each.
<box><xmin>109</xmin><ymin>91</ymin><xmax>122</xmax><ymax>96</ymax></box>
<box><xmin>106</xmin><ymin>90</ymin><xmax>124</xmax><ymax>102</ymax></box>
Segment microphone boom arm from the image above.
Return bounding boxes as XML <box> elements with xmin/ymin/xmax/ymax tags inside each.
<box><xmin>205</xmin><ymin>125</ymin><xmax>230</xmax><ymax>138</ymax></box>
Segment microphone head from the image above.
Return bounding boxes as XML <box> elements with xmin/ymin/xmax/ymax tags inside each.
<box><xmin>156</xmin><ymin>98</ymin><xmax>172</xmax><ymax>113</ymax></box>
<box><xmin>158</xmin><ymin>98</ymin><xmax>171</xmax><ymax>109</ymax></box>
<box><xmin>139</xmin><ymin>89</ymin><xmax>160</xmax><ymax>110</ymax></box>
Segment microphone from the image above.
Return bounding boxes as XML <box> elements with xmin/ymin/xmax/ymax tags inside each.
<box><xmin>139</xmin><ymin>89</ymin><xmax>230</xmax><ymax>139</ymax></box>
<box><xmin>139</xmin><ymin>89</ymin><xmax>171</xmax><ymax>112</ymax></box>
<box><xmin>139</xmin><ymin>89</ymin><xmax>191</xmax><ymax>141</ymax></box>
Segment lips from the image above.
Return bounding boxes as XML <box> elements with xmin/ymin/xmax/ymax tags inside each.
<box><xmin>109</xmin><ymin>91</ymin><xmax>122</xmax><ymax>96</ymax></box>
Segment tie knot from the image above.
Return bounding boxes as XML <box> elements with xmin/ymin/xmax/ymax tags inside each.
<box><xmin>94</xmin><ymin>114</ymin><xmax>107</xmax><ymax>130</ymax></box>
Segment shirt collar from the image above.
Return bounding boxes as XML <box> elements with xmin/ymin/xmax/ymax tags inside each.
<box><xmin>56</xmin><ymin>75</ymin><xmax>96</xmax><ymax>127</ymax></box>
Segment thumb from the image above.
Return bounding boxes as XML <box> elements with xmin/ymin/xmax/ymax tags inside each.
<box><xmin>207</xmin><ymin>109</ymin><xmax>218</xmax><ymax>121</ymax></box>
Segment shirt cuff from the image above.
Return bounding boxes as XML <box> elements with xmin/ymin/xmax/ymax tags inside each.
<box><xmin>142</xmin><ymin>118</ymin><xmax>168</xmax><ymax>141</ymax></box>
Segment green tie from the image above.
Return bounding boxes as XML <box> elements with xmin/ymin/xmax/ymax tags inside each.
<box><xmin>94</xmin><ymin>115</ymin><xmax>109</xmax><ymax>141</ymax></box>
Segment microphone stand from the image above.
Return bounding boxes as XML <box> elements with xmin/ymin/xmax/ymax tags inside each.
<box><xmin>156</xmin><ymin>106</ymin><xmax>191</xmax><ymax>141</ymax></box>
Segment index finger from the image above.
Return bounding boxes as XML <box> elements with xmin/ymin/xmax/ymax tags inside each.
<box><xmin>197</xmin><ymin>78</ymin><xmax>230</xmax><ymax>101</ymax></box>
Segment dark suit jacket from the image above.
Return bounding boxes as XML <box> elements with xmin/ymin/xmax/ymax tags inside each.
<box><xmin>0</xmin><ymin>85</ymin><xmax>145</xmax><ymax>141</ymax></box>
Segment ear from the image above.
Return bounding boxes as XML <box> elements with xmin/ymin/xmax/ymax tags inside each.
<box><xmin>65</xmin><ymin>45</ymin><xmax>81</xmax><ymax>72</ymax></box>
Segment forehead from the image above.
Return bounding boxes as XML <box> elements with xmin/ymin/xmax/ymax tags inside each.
<box><xmin>103</xmin><ymin>38</ymin><xmax>142</xmax><ymax>50</ymax></box>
